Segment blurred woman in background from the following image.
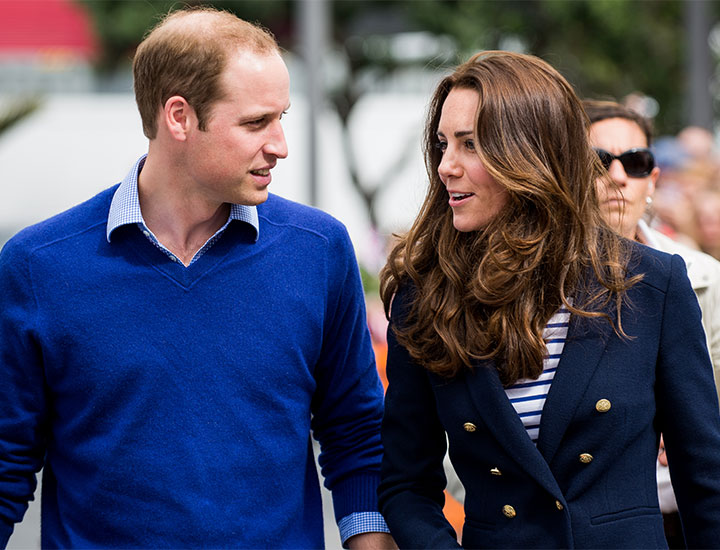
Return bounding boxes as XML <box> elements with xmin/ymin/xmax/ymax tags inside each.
<box><xmin>585</xmin><ymin>99</ymin><xmax>720</xmax><ymax>548</ymax></box>
<box><xmin>585</xmin><ymin>99</ymin><xmax>720</xmax><ymax>397</ymax></box>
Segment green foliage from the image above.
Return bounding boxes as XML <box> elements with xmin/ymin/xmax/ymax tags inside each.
<box><xmin>408</xmin><ymin>0</ymin><xmax>687</xmax><ymax>134</ymax></box>
<box><xmin>78</xmin><ymin>0</ymin><xmax>713</xmax><ymax>135</ymax></box>
<box><xmin>0</xmin><ymin>98</ymin><xmax>41</xmax><ymax>136</ymax></box>
<box><xmin>360</xmin><ymin>263</ymin><xmax>380</xmax><ymax>297</ymax></box>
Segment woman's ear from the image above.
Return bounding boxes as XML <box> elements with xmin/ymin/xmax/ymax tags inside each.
<box><xmin>647</xmin><ymin>166</ymin><xmax>660</xmax><ymax>198</ymax></box>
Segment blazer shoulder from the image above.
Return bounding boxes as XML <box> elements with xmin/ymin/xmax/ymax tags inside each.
<box><xmin>627</xmin><ymin>239</ymin><xmax>687</xmax><ymax>293</ymax></box>
<box><xmin>389</xmin><ymin>281</ymin><xmax>420</xmax><ymax>326</ymax></box>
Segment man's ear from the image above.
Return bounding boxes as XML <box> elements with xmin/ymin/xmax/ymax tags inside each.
<box><xmin>161</xmin><ymin>95</ymin><xmax>195</xmax><ymax>142</ymax></box>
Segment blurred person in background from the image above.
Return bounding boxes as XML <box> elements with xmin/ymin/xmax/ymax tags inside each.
<box><xmin>0</xmin><ymin>7</ymin><xmax>394</xmax><ymax>549</ymax></box>
<box><xmin>651</xmin><ymin>179</ymin><xmax>702</xmax><ymax>249</ymax></box>
<box><xmin>585</xmin><ymin>99</ymin><xmax>720</xmax><ymax>382</ymax></box>
<box><xmin>676</xmin><ymin>126</ymin><xmax>719</xmax><ymax>165</ymax></box>
<box><xmin>585</xmin><ymin>99</ymin><xmax>720</xmax><ymax>548</ymax></box>
<box><xmin>695</xmin><ymin>188</ymin><xmax>720</xmax><ymax>261</ymax></box>
<box><xmin>377</xmin><ymin>50</ymin><xmax>720</xmax><ymax>549</ymax></box>
<box><xmin>660</xmin><ymin>159</ymin><xmax>719</xmax><ymax>248</ymax></box>
<box><xmin>650</xmin><ymin>125</ymin><xmax>720</xmax><ymax>252</ymax></box>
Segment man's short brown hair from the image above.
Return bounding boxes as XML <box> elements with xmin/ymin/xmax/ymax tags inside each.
<box><xmin>133</xmin><ymin>7</ymin><xmax>279</xmax><ymax>139</ymax></box>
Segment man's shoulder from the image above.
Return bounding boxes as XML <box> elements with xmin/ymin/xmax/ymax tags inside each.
<box><xmin>258</xmin><ymin>193</ymin><xmax>349</xmax><ymax>240</ymax></box>
<box><xmin>2</xmin><ymin>185</ymin><xmax>118</xmax><ymax>258</ymax></box>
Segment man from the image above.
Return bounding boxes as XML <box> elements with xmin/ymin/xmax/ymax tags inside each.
<box><xmin>0</xmin><ymin>8</ymin><xmax>393</xmax><ymax>548</ymax></box>
<box><xmin>585</xmin><ymin>99</ymin><xmax>720</xmax><ymax>548</ymax></box>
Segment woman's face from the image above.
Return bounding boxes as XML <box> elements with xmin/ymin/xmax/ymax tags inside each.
<box><xmin>589</xmin><ymin>117</ymin><xmax>660</xmax><ymax>240</ymax></box>
<box><xmin>436</xmin><ymin>87</ymin><xmax>509</xmax><ymax>232</ymax></box>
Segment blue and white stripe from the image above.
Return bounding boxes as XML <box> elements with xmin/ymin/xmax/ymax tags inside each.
<box><xmin>504</xmin><ymin>306</ymin><xmax>570</xmax><ymax>444</ymax></box>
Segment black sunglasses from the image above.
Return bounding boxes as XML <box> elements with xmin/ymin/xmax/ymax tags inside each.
<box><xmin>593</xmin><ymin>147</ymin><xmax>656</xmax><ymax>178</ymax></box>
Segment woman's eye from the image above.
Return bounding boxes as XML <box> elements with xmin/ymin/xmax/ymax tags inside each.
<box><xmin>435</xmin><ymin>141</ymin><xmax>447</xmax><ymax>153</ymax></box>
<box><xmin>464</xmin><ymin>139</ymin><xmax>476</xmax><ymax>151</ymax></box>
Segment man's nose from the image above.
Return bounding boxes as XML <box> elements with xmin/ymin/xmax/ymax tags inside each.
<box><xmin>265</xmin><ymin>122</ymin><xmax>288</xmax><ymax>159</ymax></box>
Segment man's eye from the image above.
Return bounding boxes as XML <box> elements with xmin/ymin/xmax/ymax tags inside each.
<box><xmin>242</xmin><ymin>116</ymin><xmax>268</xmax><ymax>128</ymax></box>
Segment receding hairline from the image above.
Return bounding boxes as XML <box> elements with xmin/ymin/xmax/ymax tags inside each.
<box><xmin>145</xmin><ymin>7</ymin><xmax>279</xmax><ymax>54</ymax></box>
<box><xmin>156</xmin><ymin>9</ymin><xmax>233</xmax><ymax>35</ymax></box>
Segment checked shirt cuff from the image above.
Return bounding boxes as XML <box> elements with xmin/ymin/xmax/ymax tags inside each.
<box><xmin>338</xmin><ymin>511</ymin><xmax>390</xmax><ymax>547</ymax></box>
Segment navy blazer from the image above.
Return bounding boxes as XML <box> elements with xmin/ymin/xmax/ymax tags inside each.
<box><xmin>379</xmin><ymin>244</ymin><xmax>720</xmax><ymax>549</ymax></box>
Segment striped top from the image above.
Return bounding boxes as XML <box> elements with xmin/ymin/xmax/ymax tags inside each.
<box><xmin>504</xmin><ymin>306</ymin><xmax>570</xmax><ymax>444</ymax></box>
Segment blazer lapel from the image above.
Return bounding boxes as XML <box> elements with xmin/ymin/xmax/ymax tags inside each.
<box><xmin>536</xmin><ymin>314</ymin><xmax>613</xmax><ymax>465</ymax></box>
<box><xmin>465</xmin><ymin>362</ymin><xmax>563</xmax><ymax>499</ymax></box>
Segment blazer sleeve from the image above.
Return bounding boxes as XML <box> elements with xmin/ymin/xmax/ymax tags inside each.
<box><xmin>378</xmin><ymin>287</ymin><xmax>461</xmax><ymax>549</ymax></box>
<box><xmin>656</xmin><ymin>254</ymin><xmax>720</xmax><ymax>547</ymax></box>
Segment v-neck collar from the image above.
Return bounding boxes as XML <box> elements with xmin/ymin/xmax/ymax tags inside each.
<box><xmin>114</xmin><ymin>222</ymin><xmax>258</xmax><ymax>290</ymax></box>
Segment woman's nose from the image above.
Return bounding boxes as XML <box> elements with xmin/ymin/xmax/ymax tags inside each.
<box><xmin>608</xmin><ymin>159</ymin><xmax>628</xmax><ymax>186</ymax></box>
<box><xmin>438</xmin><ymin>149</ymin><xmax>461</xmax><ymax>181</ymax></box>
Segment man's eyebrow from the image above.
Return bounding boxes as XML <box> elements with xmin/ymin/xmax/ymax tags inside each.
<box><xmin>241</xmin><ymin>106</ymin><xmax>289</xmax><ymax>121</ymax></box>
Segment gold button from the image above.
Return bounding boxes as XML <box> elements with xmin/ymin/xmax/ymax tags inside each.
<box><xmin>595</xmin><ymin>399</ymin><xmax>611</xmax><ymax>413</ymax></box>
<box><xmin>490</xmin><ymin>467</ymin><xmax>502</xmax><ymax>476</ymax></box>
<box><xmin>502</xmin><ymin>504</ymin><xmax>516</xmax><ymax>518</ymax></box>
<box><xmin>579</xmin><ymin>453</ymin><xmax>593</xmax><ymax>464</ymax></box>
<box><xmin>463</xmin><ymin>422</ymin><xmax>477</xmax><ymax>432</ymax></box>
<box><xmin>555</xmin><ymin>500</ymin><xmax>564</xmax><ymax>510</ymax></box>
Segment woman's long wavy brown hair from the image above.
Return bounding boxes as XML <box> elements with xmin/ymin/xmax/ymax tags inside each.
<box><xmin>380</xmin><ymin>51</ymin><xmax>641</xmax><ymax>385</ymax></box>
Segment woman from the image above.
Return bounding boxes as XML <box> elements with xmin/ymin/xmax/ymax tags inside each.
<box><xmin>378</xmin><ymin>51</ymin><xmax>720</xmax><ymax>549</ymax></box>
<box><xmin>585</xmin><ymin>99</ymin><xmax>720</xmax><ymax>399</ymax></box>
<box><xmin>585</xmin><ymin>99</ymin><xmax>720</xmax><ymax>548</ymax></box>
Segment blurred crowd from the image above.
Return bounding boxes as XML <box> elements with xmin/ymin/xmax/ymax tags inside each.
<box><xmin>649</xmin><ymin>124</ymin><xmax>720</xmax><ymax>259</ymax></box>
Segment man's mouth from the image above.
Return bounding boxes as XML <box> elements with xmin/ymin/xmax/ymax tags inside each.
<box><xmin>251</xmin><ymin>168</ymin><xmax>270</xmax><ymax>176</ymax></box>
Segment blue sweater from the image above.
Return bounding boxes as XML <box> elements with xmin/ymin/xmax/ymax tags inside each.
<box><xmin>0</xmin><ymin>187</ymin><xmax>385</xmax><ymax>548</ymax></box>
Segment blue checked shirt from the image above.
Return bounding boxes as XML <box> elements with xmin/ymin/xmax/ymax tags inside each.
<box><xmin>106</xmin><ymin>156</ymin><xmax>259</xmax><ymax>260</ymax></box>
<box><xmin>106</xmin><ymin>155</ymin><xmax>390</xmax><ymax>545</ymax></box>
